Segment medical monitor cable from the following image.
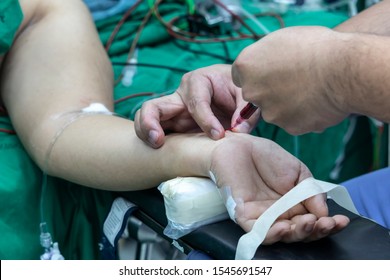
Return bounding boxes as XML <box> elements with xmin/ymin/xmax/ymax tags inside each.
<box><xmin>105</xmin><ymin>0</ymin><xmax>144</xmax><ymax>52</ymax></box>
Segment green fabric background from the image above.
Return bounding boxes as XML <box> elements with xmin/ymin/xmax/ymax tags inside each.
<box><xmin>0</xmin><ymin>2</ymin><xmax>377</xmax><ymax>259</ymax></box>
<box><xmin>0</xmin><ymin>0</ymin><xmax>23</xmax><ymax>55</ymax></box>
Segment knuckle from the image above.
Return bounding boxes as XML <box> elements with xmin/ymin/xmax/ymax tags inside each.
<box><xmin>186</xmin><ymin>96</ymin><xmax>202</xmax><ymax>114</ymax></box>
<box><xmin>180</xmin><ymin>71</ymin><xmax>193</xmax><ymax>85</ymax></box>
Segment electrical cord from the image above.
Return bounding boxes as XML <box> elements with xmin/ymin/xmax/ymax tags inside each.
<box><xmin>115</xmin><ymin>0</ymin><xmax>159</xmax><ymax>85</ymax></box>
<box><xmin>112</xmin><ymin>61</ymin><xmax>191</xmax><ymax>73</ymax></box>
<box><xmin>160</xmin><ymin>9</ymin><xmax>285</xmax><ymax>43</ymax></box>
<box><xmin>0</xmin><ymin>111</ymin><xmax>16</xmax><ymax>134</ymax></box>
<box><xmin>254</xmin><ymin>11</ymin><xmax>285</xmax><ymax>29</ymax></box>
<box><xmin>172</xmin><ymin>39</ymin><xmax>234</xmax><ymax>63</ymax></box>
<box><xmin>114</xmin><ymin>92</ymin><xmax>155</xmax><ymax>105</ymax></box>
<box><xmin>221</xmin><ymin>40</ymin><xmax>231</xmax><ymax>63</ymax></box>
<box><xmin>0</xmin><ymin>128</ymin><xmax>16</xmax><ymax>134</ymax></box>
<box><xmin>105</xmin><ymin>0</ymin><xmax>144</xmax><ymax>52</ymax></box>
<box><xmin>160</xmin><ymin>12</ymin><xmax>261</xmax><ymax>43</ymax></box>
<box><xmin>107</xmin><ymin>0</ymin><xmax>286</xmax><ymax>85</ymax></box>
<box><xmin>214</xmin><ymin>0</ymin><xmax>262</xmax><ymax>38</ymax></box>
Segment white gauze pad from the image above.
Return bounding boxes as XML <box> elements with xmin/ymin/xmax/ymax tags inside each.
<box><xmin>158</xmin><ymin>177</ymin><xmax>229</xmax><ymax>239</ymax></box>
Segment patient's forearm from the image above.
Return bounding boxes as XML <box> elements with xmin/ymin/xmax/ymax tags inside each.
<box><xmin>38</xmin><ymin>114</ymin><xmax>213</xmax><ymax>191</ymax></box>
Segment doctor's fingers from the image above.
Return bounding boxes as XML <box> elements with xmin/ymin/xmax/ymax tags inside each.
<box><xmin>134</xmin><ymin>95</ymin><xmax>187</xmax><ymax>148</ymax></box>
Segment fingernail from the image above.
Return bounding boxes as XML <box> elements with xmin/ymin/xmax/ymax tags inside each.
<box><xmin>234</xmin><ymin>121</ymin><xmax>250</xmax><ymax>132</ymax></box>
<box><xmin>304</xmin><ymin>223</ymin><xmax>314</xmax><ymax>233</ymax></box>
<box><xmin>210</xmin><ymin>129</ymin><xmax>221</xmax><ymax>140</ymax></box>
<box><xmin>148</xmin><ymin>130</ymin><xmax>159</xmax><ymax>145</ymax></box>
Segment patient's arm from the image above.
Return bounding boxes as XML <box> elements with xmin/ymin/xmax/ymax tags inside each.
<box><xmin>0</xmin><ymin>0</ymin><xmax>348</xmax><ymax>243</ymax></box>
<box><xmin>0</xmin><ymin>0</ymin><xmax>212</xmax><ymax>191</ymax></box>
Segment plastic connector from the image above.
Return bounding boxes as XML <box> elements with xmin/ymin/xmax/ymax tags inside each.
<box><xmin>122</xmin><ymin>49</ymin><xmax>138</xmax><ymax>87</ymax></box>
<box><xmin>39</xmin><ymin>222</ymin><xmax>65</xmax><ymax>260</ymax></box>
<box><xmin>50</xmin><ymin>243</ymin><xmax>65</xmax><ymax>260</ymax></box>
<box><xmin>40</xmin><ymin>222</ymin><xmax>52</xmax><ymax>249</ymax></box>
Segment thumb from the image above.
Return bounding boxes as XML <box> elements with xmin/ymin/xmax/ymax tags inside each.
<box><xmin>303</xmin><ymin>193</ymin><xmax>329</xmax><ymax>218</ymax></box>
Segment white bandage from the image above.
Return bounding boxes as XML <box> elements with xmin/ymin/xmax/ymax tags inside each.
<box><xmin>208</xmin><ymin>170</ymin><xmax>242</xmax><ymax>223</ymax></box>
<box><xmin>81</xmin><ymin>103</ymin><xmax>112</xmax><ymax>115</ymax></box>
<box><xmin>218</xmin><ymin>185</ymin><xmax>243</xmax><ymax>223</ymax></box>
<box><xmin>158</xmin><ymin>177</ymin><xmax>229</xmax><ymax>239</ymax></box>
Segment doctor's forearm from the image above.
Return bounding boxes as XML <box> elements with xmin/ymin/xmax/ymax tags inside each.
<box><xmin>328</xmin><ymin>31</ymin><xmax>390</xmax><ymax>123</ymax></box>
<box><xmin>334</xmin><ymin>0</ymin><xmax>390</xmax><ymax>35</ymax></box>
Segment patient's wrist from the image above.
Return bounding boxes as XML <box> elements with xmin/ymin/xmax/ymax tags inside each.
<box><xmin>163</xmin><ymin>132</ymin><xmax>219</xmax><ymax>178</ymax></box>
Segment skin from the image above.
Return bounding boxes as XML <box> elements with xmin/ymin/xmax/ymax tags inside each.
<box><xmin>0</xmin><ymin>0</ymin><xmax>348</xmax><ymax>244</ymax></box>
<box><xmin>135</xmin><ymin>0</ymin><xmax>390</xmax><ymax>139</ymax></box>
<box><xmin>134</xmin><ymin>64</ymin><xmax>258</xmax><ymax>148</ymax></box>
<box><xmin>232</xmin><ymin>25</ymin><xmax>390</xmax><ymax>134</ymax></box>
<box><xmin>232</xmin><ymin>25</ymin><xmax>350</xmax><ymax>135</ymax></box>
<box><xmin>134</xmin><ymin>1</ymin><xmax>390</xmax><ymax>242</ymax></box>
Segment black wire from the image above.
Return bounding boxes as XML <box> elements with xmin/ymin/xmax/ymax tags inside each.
<box><xmin>221</xmin><ymin>40</ymin><xmax>231</xmax><ymax>64</ymax></box>
<box><xmin>170</xmin><ymin>13</ymin><xmax>235</xmax><ymax>63</ymax></box>
<box><xmin>171</xmin><ymin>40</ymin><xmax>234</xmax><ymax>63</ymax></box>
<box><xmin>111</xmin><ymin>61</ymin><xmax>191</xmax><ymax>73</ymax></box>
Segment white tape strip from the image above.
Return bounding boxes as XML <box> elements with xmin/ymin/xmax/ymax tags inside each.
<box><xmin>235</xmin><ymin>177</ymin><xmax>360</xmax><ymax>260</ymax></box>
<box><xmin>81</xmin><ymin>103</ymin><xmax>113</xmax><ymax>115</ymax></box>
<box><xmin>218</xmin><ymin>186</ymin><xmax>237</xmax><ymax>223</ymax></box>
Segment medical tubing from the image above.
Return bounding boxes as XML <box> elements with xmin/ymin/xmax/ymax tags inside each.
<box><xmin>238</xmin><ymin>5</ymin><xmax>270</xmax><ymax>34</ymax></box>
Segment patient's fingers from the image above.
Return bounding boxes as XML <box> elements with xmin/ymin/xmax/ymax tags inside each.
<box><xmin>310</xmin><ymin>216</ymin><xmax>337</xmax><ymax>240</ymax></box>
<box><xmin>304</xmin><ymin>215</ymin><xmax>350</xmax><ymax>242</ymax></box>
<box><xmin>332</xmin><ymin>214</ymin><xmax>350</xmax><ymax>232</ymax></box>
<box><xmin>301</xmin><ymin>193</ymin><xmax>329</xmax><ymax>218</ymax></box>
<box><xmin>288</xmin><ymin>214</ymin><xmax>317</xmax><ymax>242</ymax></box>
<box><xmin>239</xmin><ymin>215</ymin><xmax>317</xmax><ymax>245</ymax></box>
<box><xmin>235</xmin><ymin>200</ymin><xmax>308</xmax><ymax>230</ymax></box>
<box><xmin>265</xmin><ymin>214</ymin><xmax>318</xmax><ymax>244</ymax></box>
<box><xmin>279</xmin><ymin>216</ymin><xmax>337</xmax><ymax>243</ymax></box>
<box><xmin>234</xmin><ymin>200</ymin><xmax>349</xmax><ymax>244</ymax></box>
<box><xmin>240</xmin><ymin>214</ymin><xmax>350</xmax><ymax>246</ymax></box>
<box><xmin>279</xmin><ymin>215</ymin><xmax>349</xmax><ymax>243</ymax></box>
<box><xmin>261</xmin><ymin>221</ymin><xmax>292</xmax><ymax>245</ymax></box>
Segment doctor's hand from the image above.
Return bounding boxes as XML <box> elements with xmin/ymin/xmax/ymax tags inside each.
<box><xmin>134</xmin><ymin>64</ymin><xmax>261</xmax><ymax>148</ymax></box>
<box><xmin>232</xmin><ymin>26</ymin><xmax>349</xmax><ymax>135</ymax></box>
<box><xmin>208</xmin><ymin>132</ymin><xmax>349</xmax><ymax>244</ymax></box>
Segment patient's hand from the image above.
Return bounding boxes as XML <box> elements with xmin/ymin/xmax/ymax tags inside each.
<box><xmin>208</xmin><ymin>132</ymin><xmax>350</xmax><ymax>244</ymax></box>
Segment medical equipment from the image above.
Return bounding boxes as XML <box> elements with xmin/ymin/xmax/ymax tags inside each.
<box><xmin>230</xmin><ymin>102</ymin><xmax>259</xmax><ymax>130</ymax></box>
<box><xmin>250</xmin><ymin>0</ymin><xmax>358</xmax><ymax>16</ymax></box>
<box><xmin>122</xmin><ymin>183</ymin><xmax>390</xmax><ymax>260</ymax></box>
<box><xmin>147</xmin><ymin>174</ymin><xmax>377</xmax><ymax>260</ymax></box>
<box><xmin>39</xmin><ymin>222</ymin><xmax>64</xmax><ymax>260</ymax></box>
<box><xmin>193</xmin><ymin>0</ymin><xmax>241</xmax><ymax>34</ymax></box>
